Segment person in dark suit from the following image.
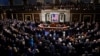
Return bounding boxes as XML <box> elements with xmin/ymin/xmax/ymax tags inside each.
<box><xmin>49</xmin><ymin>43</ymin><xmax>55</xmax><ymax>56</ymax></box>
<box><xmin>28</xmin><ymin>36</ymin><xmax>34</xmax><ymax>48</ymax></box>
<box><xmin>61</xmin><ymin>43</ymin><xmax>67</xmax><ymax>56</ymax></box>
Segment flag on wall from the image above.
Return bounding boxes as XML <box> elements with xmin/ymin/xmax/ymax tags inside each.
<box><xmin>51</xmin><ymin>14</ymin><xmax>58</xmax><ymax>22</ymax></box>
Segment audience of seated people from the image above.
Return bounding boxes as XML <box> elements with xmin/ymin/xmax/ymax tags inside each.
<box><xmin>0</xmin><ymin>19</ymin><xmax>100</xmax><ymax>56</ymax></box>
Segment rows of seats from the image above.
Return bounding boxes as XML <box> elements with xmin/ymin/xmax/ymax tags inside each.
<box><xmin>0</xmin><ymin>19</ymin><xmax>100</xmax><ymax>56</ymax></box>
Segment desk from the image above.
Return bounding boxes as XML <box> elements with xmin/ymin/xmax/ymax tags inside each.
<box><xmin>38</xmin><ymin>23</ymin><xmax>69</xmax><ymax>30</ymax></box>
<box><xmin>38</xmin><ymin>27</ymin><xmax>68</xmax><ymax>30</ymax></box>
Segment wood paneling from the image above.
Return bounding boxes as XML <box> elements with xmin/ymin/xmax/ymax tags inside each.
<box><xmin>34</xmin><ymin>14</ymin><xmax>40</xmax><ymax>22</ymax></box>
<box><xmin>72</xmin><ymin>14</ymin><xmax>80</xmax><ymax>22</ymax></box>
<box><xmin>81</xmin><ymin>14</ymin><xmax>93</xmax><ymax>22</ymax></box>
<box><xmin>17</xmin><ymin>14</ymin><xmax>23</xmax><ymax>20</ymax></box>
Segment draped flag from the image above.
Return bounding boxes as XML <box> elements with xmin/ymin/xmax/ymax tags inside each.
<box><xmin>51</xmin><ymin>14</ymin><xmax>58</xmax><ymax>22</ymax></box>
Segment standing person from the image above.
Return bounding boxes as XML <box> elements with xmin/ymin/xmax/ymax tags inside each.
<box><xmin>63</xmin><ymin>29</ymin><xmax>66</xmax><ymax>37</ymax></box>
<box><xmin>44</xmin><ymin>30</ymin><xmax>49</xmax><ymax>37</ymax></box>
<box><xmin>49</xmin><ymin>43</ymin><xmax>55</xmax><ymax>56</ymax></box>
<box><xmin>29</xmin><ymin>36</ymin><xmax>34</xmax><ymax>48</ymax></box>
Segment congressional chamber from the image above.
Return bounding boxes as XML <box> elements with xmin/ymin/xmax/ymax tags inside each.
<box><xmin>0</xmin><ymin>0</ymin><xmax>100</xmax><ymax>56</ymax></box>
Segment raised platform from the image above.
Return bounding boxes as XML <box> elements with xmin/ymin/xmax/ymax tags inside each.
<box><xmin>38</xmin><ymin>23</ymin><xmax>69</xmax><ymax>30</ymax></box>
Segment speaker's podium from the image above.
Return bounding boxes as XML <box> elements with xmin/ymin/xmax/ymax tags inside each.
<box><xmin>38</xmin><ymin>23</ymin><xmax>69</xmax><ymax>30</ymax></box>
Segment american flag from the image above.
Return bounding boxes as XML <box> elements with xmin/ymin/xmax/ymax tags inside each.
<box><xmin>51</xmin><ymin>14</ymin><xmax>58</xmax><ymax>22</ymax></box>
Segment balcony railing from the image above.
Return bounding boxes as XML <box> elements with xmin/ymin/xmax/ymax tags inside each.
<box><xmin>0</xmin><ymin>3</ymin><xmax>99</xmax><ymax>11</ymax></box>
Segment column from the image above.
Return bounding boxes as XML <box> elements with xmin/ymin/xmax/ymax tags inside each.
<box><xmin>11</xmin><ymin>13</ymin><xmax>13</xmax><ymax>19</ymax></box>
<box><xmin>3</xmin><ymin>11</ymin><xmax>7</xmax><ymax>19</ymax></box>
<box><xmin>32</xmin><ymin>13</ymin><xmax>34</xmax><ymax>21</ymax></box>
<box><xmin>0</xmin><ymin>14</ymin><xmax>3</xmax><ymax>20</ymax></box>
<box><xmin>16</xmin><ymin>14</ymin><xmax>18</xmax><ymax>20</ymax></box>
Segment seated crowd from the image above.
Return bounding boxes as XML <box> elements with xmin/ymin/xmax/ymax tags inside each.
<box><xmin>0</xmin><ymin>19</ymin><xmax>100</xmax><ymax>56</ymax></box>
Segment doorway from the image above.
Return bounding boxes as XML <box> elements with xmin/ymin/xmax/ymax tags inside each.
<box><xmin>34</xmin><ymin>14</ymin><xmax>40</xmax><ymax>22</ymax></box>
<box><xmin>24</xmin><ymin>14</ymin><xmax>32</xmax><ymax>21</ymax></box>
